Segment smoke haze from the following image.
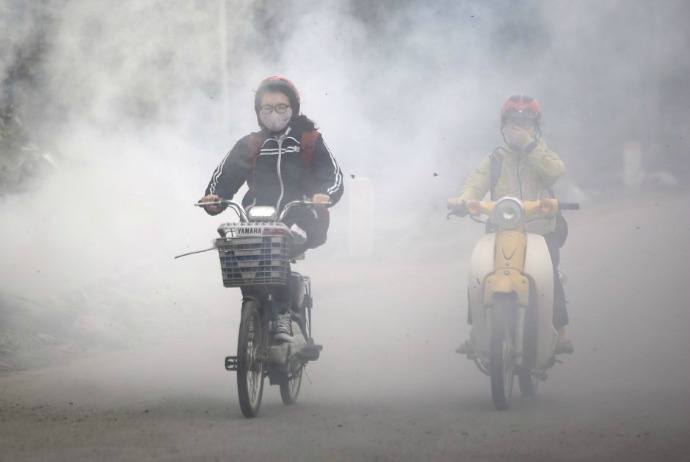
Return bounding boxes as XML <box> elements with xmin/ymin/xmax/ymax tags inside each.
<box><xmin>0</xmin><ymin>2</ymin><xmax>689</xmax><ymax>459</ymax></box>
<box><xmin>0</xmin><ymin>0</ymin><xmax>687</xmax><ymax>354</ymax></box>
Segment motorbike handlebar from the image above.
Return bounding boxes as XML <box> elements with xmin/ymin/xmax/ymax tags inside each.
<box><xmin>194</xmin><ymin>199</ymin><xmax>231</xmax><ymax>207</ymax></box>
<box><xmin>446</xmin><ymin>206</ymin><xmax>467</xmax><ymax>218</ymax></box>
<box><xmin>447</xmin><ymin>198</ymin><xmax>580</xmax><ymax>222</ymax></box>
<box><xmin>195</xmin><ymin>199</ymin><xmax>330</xmax><ymax>223</ymax></box>
<box><xmin>559</xmin><ymin>202</ymin><xmax>580</xmax><ymax>210</ymax></box>
<box><xmin>278</xmin><ymin>200</ymin><xmax>331</xmax><ymax>221</ymax></box>
<box><xmin>195</xmin><ymin>199</ymin><xmax>248</xmax><ymax>221</ymax></box>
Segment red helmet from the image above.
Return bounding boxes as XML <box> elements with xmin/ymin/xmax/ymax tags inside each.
<box><xmin>500</xmin><ymin>95</ymin><xmax>541</xmax><ymax>126</ymax></box>
<box><xmin>254</xmin><ymin>75</ymin><xmax>301</xmax><ymax>115</ymax></box>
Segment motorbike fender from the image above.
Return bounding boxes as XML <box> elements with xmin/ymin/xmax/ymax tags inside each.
<box><xmin>523</xmin><ymin>233</ymin><xmax>558</xmax><ymax>369</ymax></box>
<box><xmin>483</xmin><ymin>270</ymin><xmax>529</xmax><ymax>306</ymax></box>
<box><xmin>467</xmin><ymin>234</ymin><xmax>496</xmax><ymax>360</ymax></box>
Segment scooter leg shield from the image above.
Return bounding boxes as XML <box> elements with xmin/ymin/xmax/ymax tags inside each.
<box><xmin>467</xmin><ymin>233</ymin><xmax>496</xmax><ymax>360</ymax></box>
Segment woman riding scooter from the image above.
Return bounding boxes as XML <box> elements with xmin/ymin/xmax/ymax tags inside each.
<box><xmin>448</xmin><ymin>95</ymin><xmax>573</xmax><ymax>355</ymax></box>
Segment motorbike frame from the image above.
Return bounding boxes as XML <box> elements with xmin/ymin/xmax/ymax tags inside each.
<box><xmin>236</xmin><ymin>272</ymin><xmax>313</xmax><ymax>385</ymax></box>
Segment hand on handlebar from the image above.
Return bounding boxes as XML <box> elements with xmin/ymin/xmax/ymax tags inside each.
<box><xmin>311</xmin><ymin>193</ymin><xmax>331</xmax><ymax>208</ymax></box>
<box><xmin>447</xmin><ymin>197</ymin><xmax>468</xmax><ymax>217</ymax></box>
<box><xmin>198</xmin><ymin>194</ymin><xmax>226</xmax><ymax>216</ymax></box>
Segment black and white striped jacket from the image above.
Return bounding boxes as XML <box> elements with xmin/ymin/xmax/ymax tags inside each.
<box><xmin>205</xmin><ymin>124</ymin><xmax>343</xmax><ymax>211</ymax></box>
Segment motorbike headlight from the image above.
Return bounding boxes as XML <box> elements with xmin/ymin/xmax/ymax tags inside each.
<box><xmin>491</xmin><ymin>197</ymin><xmax>524</xmax><ymax>229</ymax></box>
<box><xmin>247</xmin><ymin>205</ymin><xmax>277</xmax><ymax>221</ymax></box>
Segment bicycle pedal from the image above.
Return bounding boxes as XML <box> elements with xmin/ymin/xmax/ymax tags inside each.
<box><xmin>224</xmin><ymin>356</ymin><xmax>238</xmax><ymax>371</ymax></box>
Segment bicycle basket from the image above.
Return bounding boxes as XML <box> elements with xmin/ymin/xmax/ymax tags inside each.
<box><xmin>215</xmin><ymin>223</ymin><xmax>291</xmax><ymax>287</ymax></box>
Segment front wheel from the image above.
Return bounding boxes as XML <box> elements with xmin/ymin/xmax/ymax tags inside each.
<box><xmin>518</xmin><ymin>302</ymin><xmax>539</xmax><ymax>397</ymax></box>
<box><xmin>237</xmin><ymin>299</ymin><xmax>266</xmax><ymax>418</ymax></box>
<box><xmin>490</xmin><ymin>294</ymin><xmax>516</xmax><ymax>410</ymax></box>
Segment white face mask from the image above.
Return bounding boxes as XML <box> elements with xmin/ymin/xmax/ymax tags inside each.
<box><xmin>260</xmin><ymin>107</ymin><xmax>293</xmax><ymax>133</ymax></box>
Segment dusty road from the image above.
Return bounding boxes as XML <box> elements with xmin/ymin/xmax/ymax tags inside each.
<box><xmin>1</xmin><ymin>191</ymin><xmax>689</xmax><ymax>461</ymax></box>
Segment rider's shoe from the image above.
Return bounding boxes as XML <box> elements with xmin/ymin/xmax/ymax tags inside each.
<box><xmin>555</xmin><ymin>336</ymin><xmax>574</xmax><ymax>355</ymax></box>
<box><xmin>292</xmin><ymin>321</ymin><xmax>321</xmax><ymax>360</ymax></box>
<box><xmin>273</xmin><ymin>313</ymin><xmax>294</xmax><ymax>343</ymax></box>
<box><xmin>291</xmin><ymin>320</ymin><xmax>307</xmax><ymax>346</ymax></box>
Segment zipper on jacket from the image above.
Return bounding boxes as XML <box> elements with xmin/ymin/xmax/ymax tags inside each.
<box><xmin>275</xmin><ymin>127</ymin><xmax>291</xmax><ymax>211</ymax></box>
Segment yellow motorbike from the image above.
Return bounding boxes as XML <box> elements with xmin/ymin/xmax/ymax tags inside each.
<box><xmin>450</xmin><ymin>197</ymin><xmax>579</xmax><ymax>410</ymax></box>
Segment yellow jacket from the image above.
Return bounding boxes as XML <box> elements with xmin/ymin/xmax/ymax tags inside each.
<box><xmin>459</xmin><ymin>139</ymin><xmax>565</xmax><ymax>234</ymax></box>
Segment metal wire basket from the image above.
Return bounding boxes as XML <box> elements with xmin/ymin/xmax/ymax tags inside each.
<box><xmin>215</xmin><ymin>224</ymin><xmax>291</xmax><ymax>287</ymax></box>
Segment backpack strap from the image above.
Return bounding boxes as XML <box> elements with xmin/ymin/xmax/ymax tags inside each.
<box><xmin>300</xmin><ymin>129</ymin><xmax>320</xmax><ymax>167</ymax></box>
<box><xmin>247</xmin><ymin>132</ymin><xmax>264</xmax><ymax>170</ymax></box>
<box><xmin>489</xmin><ymin>148</ymin><xmax>502</xmax><ymax>200</ymax></box>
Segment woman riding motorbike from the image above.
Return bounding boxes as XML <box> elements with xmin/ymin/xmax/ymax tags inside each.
<box><xmin>448</xmin><ymin>95</ymin><xmax>573</xmax><ymax>355</ymax></box>
<box><xmin>199</xmin><ymin>76</ymin><xmax>344</xmax><ymax>342</ymax></box>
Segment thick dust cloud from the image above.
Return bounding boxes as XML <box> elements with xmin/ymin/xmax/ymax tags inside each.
<box><xmin>1</xmin><ymin>0</ymin><xmax>688</xmax><ymax>361</ymax></box>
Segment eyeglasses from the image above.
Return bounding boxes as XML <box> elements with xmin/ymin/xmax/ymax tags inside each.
<box><xmin>260</xmin><ymin>103</ymin><xmax>291</xmax><ymax>115</ymax></box>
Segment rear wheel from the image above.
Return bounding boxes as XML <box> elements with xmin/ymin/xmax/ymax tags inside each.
<box><xmin>237</xmin><ymin>299</ymin><xmax>265</xmax><ymax>418</ymax></box>
<box><xmin>490</xmin><ymin>294</ymin><xmax>516</xmax><ymax>410</ymax></box>
<box><xmin>518</xmin><ymin>368</ymin><xmax>538</xmax><ymax>396</ymax></box>
<box><xmin>279</xmin><ymin>362</ymin><xmax>303</xmax><ymax>405</ymax></box>
<box><xmin>280</xmin><ymin>303</ymin><xmax>310</xmax><ymax>405</ymax></box>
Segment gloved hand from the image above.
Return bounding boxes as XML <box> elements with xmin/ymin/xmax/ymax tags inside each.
<box><xmin>311</xmin><ymin>193</ymin><xmax>330</xmax><ymax>207</ymax></box>
<box><xmin>198</xmin><ymin>194</ymin><xmax>224</xmax><ymax>215</ymax></box>
<box><xmin>503</xmin><ymin>126</ymin><xmax>535</xmax><ymax>152</ymax></box>
<box><xmin>447</xmin><ymin>197</ymin><xmax>468</xmax><ymax>216</ymax></box>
